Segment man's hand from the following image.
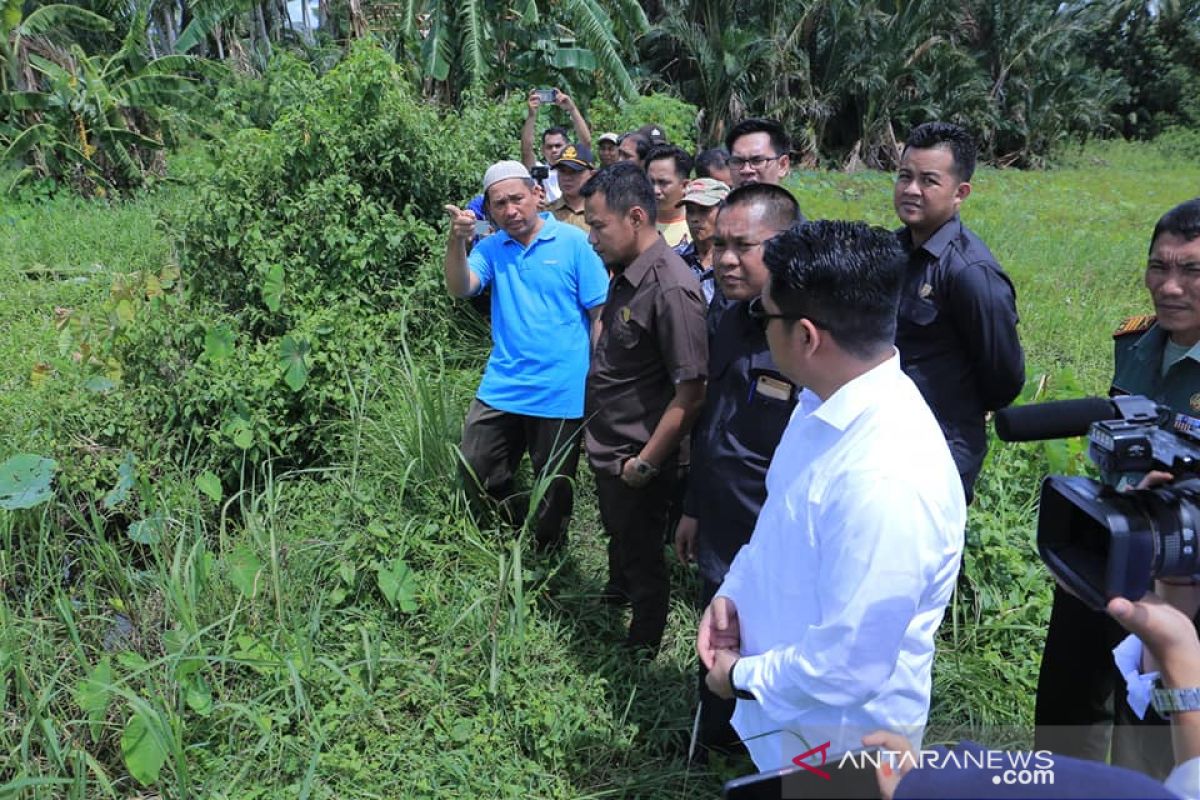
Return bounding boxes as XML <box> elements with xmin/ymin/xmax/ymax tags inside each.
<box><xmin>1108</xmin><ymin>587</ymin><xmax>1200</xmax><ymax>682</ymax></box>
<box><xmin>697</xmin><ymin>595</ymin><xmax>741</xmax><ymax>669</ymax></box>
<box><xmin>861</xmin><ymin>731</ymin><xmax>917</xmax><ymax>800</ymax></box>
<box><xmin>705</xmin><ymin>648</ymin><xmax>738</xmax><ymax>700</ymax></box>
<box><xmin>444</xmin><ymin>205</ymin><xmax>477</xmax><ymax>244</ymax></box>
<box><xmin>526</xmin><ymin>89</ymin><xmax>543</xmax><ymax>116</ymax></box>
<box><xmin>674</xmin><ymin>514</ymin><xmax>698</xmax><ymax>564</ymax></box>
<box><xmin>554</xmin><ymin>89</ymin><xmax>575</xmax><ymax>111</ymax></box>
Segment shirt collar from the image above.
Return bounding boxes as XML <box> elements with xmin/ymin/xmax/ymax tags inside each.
<box><xmin>497</xmin><ymin>213</ymin><xmax>556</xmax><ymax>247</ymax></box>
<box><xmin>621</xmin><ymin>237</ymin><xmax>669</xmax><ymax>288</ymax></box>
<box><xmin>1133</xmin><ymin>323</ymin><xmax>1200</xmax><ymax>364</ymax></box>
<box><xmin>810</xmin><ymin>350</ymin><xmax>903</xmax><ymax>431</ymax></box>
<box><xmin>901</xmin><ymin>215</ymin><xmax>961</xmax><ymax>259</ymax></box>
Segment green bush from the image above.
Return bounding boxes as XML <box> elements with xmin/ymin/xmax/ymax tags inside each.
<box><xmin>589</xmin><ymin>93</ymin><xmax>699</xmax><ymax>153</ymax></box>
<box><xmin>1155</xmin><ymin>125</ymin><xmax>1200</xmax><ymax>163</ymax></box>
<box><xmin>36</xmin><ymin>42</ymin><xmax>521</xmax><ymax>492</ymax></box>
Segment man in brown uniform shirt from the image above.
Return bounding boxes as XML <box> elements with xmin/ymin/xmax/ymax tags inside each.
<box><xmin>581</xmin><ymin>162</ymin><xmax>709</xmax><ymax>653</ymax></box>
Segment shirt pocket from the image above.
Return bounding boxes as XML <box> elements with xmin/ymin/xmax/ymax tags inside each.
<box><xmin>898</xmin><ymin>293</ymin><xmax>939</xmax><ymax>327</ymax></box>
<box><xmin>728</xmin><ymin>373</ymin><xmax>795</xmax><ymax>458</ymax></box>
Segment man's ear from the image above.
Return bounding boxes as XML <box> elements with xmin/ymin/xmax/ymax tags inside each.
<box><xmin>778</xmin><ymin>154</ymin><xmax>791</xmax><ymax>177</ymax></box>
<box><xmin>794</xmin><ymin>317</ymin><xmax>822</xmax><ymax>357</ymax></box>
<box><xmin>954</xmin><ymin>181</ymin><xmax>972</xmax><ymax>207</ymax></box>
<box><xmin>629</xmin><ymin>205</ymin><xmax>649</xmax><ymax>228</ymax></box>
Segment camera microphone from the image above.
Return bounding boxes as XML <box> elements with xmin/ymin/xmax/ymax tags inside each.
<box><xmin>994</xmin><ymin>397</ymin><xmax>1121</xmax><ymax>442</ymax></box>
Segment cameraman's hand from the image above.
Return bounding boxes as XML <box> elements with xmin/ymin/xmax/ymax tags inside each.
<box><xmin>1108</xmin><ymin>588</ymin><xmax>1200</xmax><ymax>682</ymax></box>
<box><xmin>1135</xmin><ymin>470</ymin><xmax>1176</xmax><ymax>491</ymax></box>
<box><xmin>443</xmin><ymin>205</ymin><xmax>477</xmax><ymax>244</ymax></box>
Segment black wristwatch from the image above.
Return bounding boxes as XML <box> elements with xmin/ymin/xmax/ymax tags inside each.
<box><xmin>728</xmin><ymin>658</ymin><xmax>755</xmax><ymax>701</ymax></box>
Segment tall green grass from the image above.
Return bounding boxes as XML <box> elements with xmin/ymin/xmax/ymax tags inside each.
<box><xmin>2</xmin><ymin>140</ymin><xmax>1200</xmax><ymax>797</ymax></box>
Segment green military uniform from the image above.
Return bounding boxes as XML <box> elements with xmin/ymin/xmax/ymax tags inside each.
<box><xmin>1111</xmin><ymin>314</ymin><xmax>1200</xmax><ymax>413</ymax></box>
<box><xmin>1107</xmin><ymin>314</ymin><xmax>1200</xmax><ymax>779</ymax></box>
<box><xmin>1037</xmin><ymin>313</ymin><xmax>1200</xmax><ymax>771</ymax></box>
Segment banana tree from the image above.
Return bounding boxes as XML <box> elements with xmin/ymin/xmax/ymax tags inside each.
<box><xmin>2</xmin><ymin>23</ymin><xmax>202</xmax><ymax>195</ymax></box>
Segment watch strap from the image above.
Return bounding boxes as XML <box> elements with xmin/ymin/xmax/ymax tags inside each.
<box><xmin>1151</xmin><ymin>682</ymin><xmax>1200</xmax><ymax>718</ymax></box>
<box><xmin>729</xmin><ymin>658</ymin><xmax>755</xmax><ymax>701</ymax></box>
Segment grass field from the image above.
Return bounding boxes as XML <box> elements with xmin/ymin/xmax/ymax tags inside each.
<box><xmin>1</xmin><ymin>140</ymin><xmax>1199</xmax><ymax>798</ymax></box>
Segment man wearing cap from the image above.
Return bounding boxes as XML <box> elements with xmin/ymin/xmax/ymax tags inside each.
<box><xmin>549</xmin><ymin>144</ymin><xmax>595</xmax><ymax>233</ymax></box>
<box><xmin>646</xmin><ymin>144</ymin><xmax>694</xmax><ymax>248</ymax></box>
<box><xmin>675</xmin><ymin>178</ymin><xmax>730</xmax><ymax>304</ymax></box>
<box><xmin>726</xmin><ymin>118</ymin><xmax>792</xmax><ymax>189</ymax></box>
<box><xmin>675</xmin><ymin>183</ymin><xmax>801</xmax><ymax>759</ymax></box>
<box><xmin>443</xmin><ymin>160</ymin><xmax>609</xmax><ymax>553</ymax></box>
<box><xmin>521</xmin><ymin>88</ymin><xmax>593</xmax><ymax>205</ymax></box>
<box><xmin>596</xmin><ymin>133</ymin><xmax>620</xmax><ymax>167</ymax></box>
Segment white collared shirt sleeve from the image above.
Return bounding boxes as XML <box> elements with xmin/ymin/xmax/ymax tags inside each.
<box><xmin>1113</xmin><ymin>633</ymin><xmax>1158</xmax><ymax>720</ymax></box>
<box><xmin>733</xmin><ymin>470</ymin><xmax>960</xmax><ymax>715</ymax></box>
<box><xmin>1167</xmin><ymin>756</ymin><xmax>1200</xmax><ymax>799</ymax></box>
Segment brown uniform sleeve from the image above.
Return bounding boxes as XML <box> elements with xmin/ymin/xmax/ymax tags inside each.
<box><xmin>654</xmin><ymin>283</ymin><xmax>709</xmax><ymax>384</ymax></box>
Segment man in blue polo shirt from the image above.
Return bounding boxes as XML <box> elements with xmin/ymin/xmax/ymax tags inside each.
<box><xmin>444</xmin><ymin>161</ymin><xmax>609</xmax><ymax>552</ymax></box>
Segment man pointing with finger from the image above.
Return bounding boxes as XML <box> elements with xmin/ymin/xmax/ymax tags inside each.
<box><xmin>444</xmin><ymin>160</ymin><xmax>608</xmax><ymax>552</ymax></box>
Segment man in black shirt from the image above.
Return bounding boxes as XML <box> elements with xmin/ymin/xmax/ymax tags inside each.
<box><xmin>674</xmin><ymin>183</ymin><xmax>801</xmax><ymax>757</ymax></box>
<box><xmin>893</xmin><ymin>122</ymin><xmax>1025</xmax><ymax>503</ymax></box>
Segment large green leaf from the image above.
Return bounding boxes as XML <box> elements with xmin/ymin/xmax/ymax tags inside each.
<box><xmin>376</xmin><ymin>557</ymin><xmax>418</xmax><ymax>613</ymax></box>
<box><xmin>102</xmin><ymin>451</ymin><xmax>137</xmax><ymax>509</ymax></box>
<box><xmin>120</xmin><ymin>711</ymin><xmax>167</xmax><ymax>786</ymax></box>
<box><xmin>262</xmin><ymin>264</ymin><xmax>284</xmax><ymax>312</ymax></box>
<box><xmin>203</xmin><ymin>325</ymin><xmax>234</xmax><ymax>362</ymax></box>
<box><xmin>0</xmin><ymin>454</ymin><xmax>56</xmax><ymax>510</ymax></box>
<box><xmin>227</xmin><ymin>544</ymin><xmax>264</xmax><ymax>598</ymax></box>
<box><xmin>127</xmin><ymin>514</ymin><xmax>165</xmax><ymax>545</ymax></box>
<box><xmin>74</xmin><ymin>658</ymin><xmax>113</xmax><ymax>742</ymax></box>
<box><xmin>278</xmin><ymin>335</ymin><xmax>310</xmax><ymax>392</ymax></box>
<box><xmin>16</xmin><ymin>4</ymin><xmax>114</xmax><ymax>39</ymax></box>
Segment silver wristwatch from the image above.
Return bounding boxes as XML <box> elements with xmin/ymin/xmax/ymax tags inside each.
<box><xmin>1151</xmin><ymin>682</ymin><xmax>1200</xmax><ymax>718</ymax></box>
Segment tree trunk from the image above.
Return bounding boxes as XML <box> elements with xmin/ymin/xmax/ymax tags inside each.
<box><xmin>300</xmin><ymin>0</ymin><xmax>312</xmax><ymax>42</ymax></box>
<box><xmin>255</xmin><ymin>2</ymin><xmax>272</xmax><ymax>56</ymax></box>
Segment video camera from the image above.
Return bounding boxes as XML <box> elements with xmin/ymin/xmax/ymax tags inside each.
<box><xmin>995</xmin><ymin>395</ymin><xmax>1200</xmax><ymax>610</ymax></box>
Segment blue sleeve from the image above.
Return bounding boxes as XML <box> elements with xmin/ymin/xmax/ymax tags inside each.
<box><xmin>576</xmin><ymin>242</ymin><xmax>609</xmax><ymax>310</ymax></box>
<box><xmin>467</xmin><ymin>241</ymin><xmax>493</xmax><ymax>296</ymax></box>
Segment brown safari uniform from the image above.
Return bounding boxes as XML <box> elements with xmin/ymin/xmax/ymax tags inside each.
<box><xmin>586</xmin><ymin>237</ymin><xmax>708</xmax><ymax>651</ymax></box>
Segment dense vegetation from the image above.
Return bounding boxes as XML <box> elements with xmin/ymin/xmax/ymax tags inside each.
<box><xmin>2</xmin><ymin>0</ymin><xmax>1199</xmax><ymax>189</ymax></box>
<box><xmin>2</xmin><ymin>2</ymin><xmax>1200</xmax><ymax>796</ymax></box>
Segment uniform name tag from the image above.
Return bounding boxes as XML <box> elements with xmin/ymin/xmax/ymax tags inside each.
<box><xmin>755</xmin><ymin>375</ymin><xmax>793</xmax><ymax>401</ymax></box>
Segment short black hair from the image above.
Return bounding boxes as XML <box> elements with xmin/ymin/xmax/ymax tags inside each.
<box><xmin>695</xmin><ymin>148</ymin><xmax>729</xmax><ymax>179</ymax></box>
<box><xmin>726</xmin><ymin>118</ymin><xmax>791</xmax><ymax>158</ymax></box>
<box><xmin>542</xmin><ymin>126</ymin><xmax>569</xmax><ymax>143</ymax></box>
<box><xmin>581</xmin><ymin>161</ymin><xmax>658</xmax><ymax>224</ymax></box>
<box><xmin>764</xmin><ymin>220</ymin><xmax>905</xmax><ymax>359</ymax></box>
<box><xmin>644</xmin><ymin>144</ymin><xmax>694</xmax><ymax>180</ymax></box>
<box><xmin>618</xmin><ymin>132</ymin><xmax>650</xmax><ymax>163</ymax></box>
<box><xmin>903</xmin><ymin>122</ymin><xmax>977</xmax><ymax>182</ymax></box>
<box><xmin>1150</xmin><ymin>198</ymin><xmax>1200</xmax><ymax>253</ymax></box>
<box><xmin>721</xmin><ymin>184</ymin><xmax>803</xmax><ymax>231</ymax></box>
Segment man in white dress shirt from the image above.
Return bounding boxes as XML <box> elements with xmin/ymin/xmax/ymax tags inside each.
<box><xmin>697</xmin><ymin>219</ymin><xmax>967</xmax><ymax>774</ymax></box>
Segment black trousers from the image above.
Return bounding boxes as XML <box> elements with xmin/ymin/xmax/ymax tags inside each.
<box><xmin>697</xmin><ymin>576</ymin><xmax>745</xmax><ymax>757</ymax></box>
<box><xmin>459</xmin><ymin>399</ymin><xmax>582</xmax><ymax>552</ymax></box>
<box><xmin>594</xmin><ymin>469</ymin><xmax>677</xmax><ymax>651</ymax></box>
<box><xmin>1034</xmin><ymin>585</ymin><xmax>1124</xmax><ymax>760</ymax></box>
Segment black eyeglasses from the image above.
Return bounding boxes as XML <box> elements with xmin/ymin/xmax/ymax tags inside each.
<box><xmin>747</xmin><ymin>296</ymin><xmax>826</xmax><ymax>331</ymax></box>
<box><xmin>728</xmin><ymin>155</ymin><xmax>782</xmax><ymax>170</ymax></box>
